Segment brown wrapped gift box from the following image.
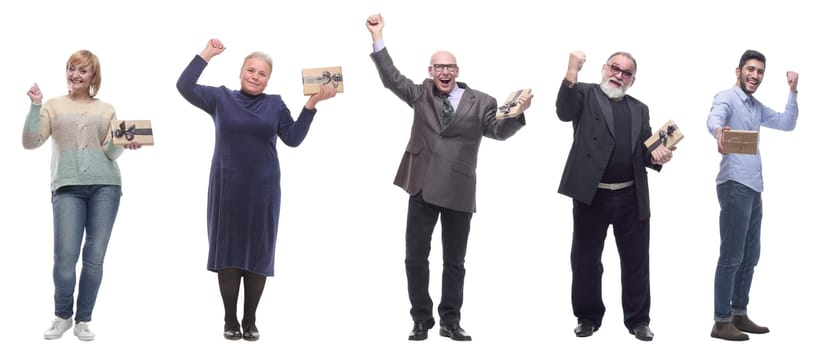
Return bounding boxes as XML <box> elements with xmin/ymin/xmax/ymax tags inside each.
<box><xmin>301</xmin><ymin>66</ymin><xmax>344</xmax><ymax>95</ymax></box>
<box><xmin>111</xmin><ymin>120</ymin><xmax>154</xmax><ymax>146</ymax></box>
<box><xmin>495</xmin><ymin>88</ymin><xmax>531</xmax><ymax>120</ymax></box>
<box><xmin>722</xmin><ymin>130</ymin><xmax>758</xmax><ymax>154</ymax></box>
<box><xmin>644</xmin><ymin>119</ymin><xmax>684</xmax><ymax>151</ymax></box>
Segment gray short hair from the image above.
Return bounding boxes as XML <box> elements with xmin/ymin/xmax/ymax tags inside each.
<box><xmin>243</xmin><ymin>51</ymin><xmax>273</xmax><ymax>71</ymax></box>
<box><xmin>608</xmin><ymin>51</ymin><xmax>637</xmax><ymax>74</ymax></box>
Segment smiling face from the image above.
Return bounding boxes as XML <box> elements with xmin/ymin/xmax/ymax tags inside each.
<box><xmin>736</xmin><ymin>58</ymin><xmax>765</xmax><ymax>95</ymax></box>
<box><xmin>599</xmin><ymin>54</ymin><xmax>636</xmax><ymax>100</ymax></box>
<box><xmin>65</xmin><ymin>50</ymin><xmax>101</xmax><ymax>97</ymax></box>
<box><xmin>66</xmin><ymin>64</ymin><xmax>93</xmax><ymax>96</ymax></box>
<box><xmin>428</xmin><ymin>51</ymin><xmax>459</xmax><ymax>94</ymax></box>
<box><xmin>240</xmin><ymin>56</ymin><xmax>271</xmax><ymax>96</ymax></box>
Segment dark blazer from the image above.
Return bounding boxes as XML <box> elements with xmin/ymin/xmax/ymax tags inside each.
<box><xmin>371</xmin><ymin>48</ymin><xmax>525</xmax><ymax>213</ymax></box>
<box><xmin>555</xmin><ymin>80</ymin><xmax>660</xmax><ymax>220</ymax></box>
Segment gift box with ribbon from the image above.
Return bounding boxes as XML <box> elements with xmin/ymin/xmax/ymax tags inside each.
<box><xmin>111</xmin><ymin>120</ymin><xmax>154</xmax><ymax>146</ymax></box>
<box><xmin>301</xmin><ymin>66</ymin><xmax>344</xmax><ymax>95</ymax></box>
<box><xmin>495</xmin><ymin>88</ymin><xmax>531</xmax><ymax>120</ymax></box>
<box><xmin>644</xmin><ymin>119</ymin><xmax>684</xmax><ymax>152</ymax></box>
<box><xmin>722</xmin><ymin>130</ymin><xmax>758</xmax><ymax>155</ymax></box>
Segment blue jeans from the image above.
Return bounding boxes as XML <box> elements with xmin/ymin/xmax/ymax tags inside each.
<box><xmin>51</xmin><ymin>185</ymin><xmax>121</xmax><ymax>322</ymax></box>
<box><xmin>714</xmin><ymin>180</ymin><xmax>762</xmax><ymax>322</ymax></box>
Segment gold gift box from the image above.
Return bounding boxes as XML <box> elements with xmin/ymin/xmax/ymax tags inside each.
<box><xmin>495</xmin><ymin>88</ymin><xmax>531</xmax><ymax>119</ymax></box>
<box><xmin>111</xmin><ymin>120</ymin><xmax>154</xmax><ymax>146</ymax></box>
<box><xmin>301</xmin><ymin>66</ymin><xmax>344</xmax><ymax>95</ymax></box>
<box><xmin>722</xmin><ymin>130</ymin><xmax>758</xmax><ymax>154</ymax></box>
<box><xmin>644</xmin><ymin>119</ymin><xmax>684</xmax><ymax>151</ymax></box>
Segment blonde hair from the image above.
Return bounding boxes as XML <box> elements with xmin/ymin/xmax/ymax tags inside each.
<box><xmin>66</xmin><ymin>50</ymin><xmax>102</xmax><ymax>97</ymax></box>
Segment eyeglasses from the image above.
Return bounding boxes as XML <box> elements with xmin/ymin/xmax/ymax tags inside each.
<box><xmin>607</xmin><ymin>64</ymin><xmax>634</xmax><ymax>79</ymax></box>
<box><xmin>431</xmin><ymin>64</ymin><xmax>458</xmax><ymax>72</ymax></box>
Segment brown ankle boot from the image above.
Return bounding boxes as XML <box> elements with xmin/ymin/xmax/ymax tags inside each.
<box><xmin>711</xmin><ymin>322</ymin><xmax>749</xmax><ymax>341</ymax></box>
<box><xmin>732</xmin><ymin>315</ymin><xmax>770</xmax><ymax>334</ymax></box>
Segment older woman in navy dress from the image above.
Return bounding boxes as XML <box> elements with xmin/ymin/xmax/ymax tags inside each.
<box><xmin>177</xmin><ymin>38</ymin><xmax>336</xmax><ymax>341</ymax></box>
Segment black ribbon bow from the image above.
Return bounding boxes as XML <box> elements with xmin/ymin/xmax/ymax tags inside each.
<box><xmin>647</xmin><ymin>123</ymin><xmax>678</xmax><ymax>152</ymax></box>
<box><xmin>113</xmin><ymin>121</ymin><xmax>152</xmax><ymax>141</ymax></box>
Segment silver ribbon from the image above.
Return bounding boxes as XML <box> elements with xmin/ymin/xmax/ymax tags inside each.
<box><xmin>497</xmin><ymin>89</ymin><xmax>525</xmax><ymax>115</ymax></box>
<box><xmin>303</xmin><ymin>70</ymin><xmax>343</xmax><ymax>87</ymax></box>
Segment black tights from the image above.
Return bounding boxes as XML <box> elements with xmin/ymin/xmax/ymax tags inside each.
<box><xmin>218</xmin><ymin>268</ymin><xmax>267</xmax><ymax>329</ymax></box>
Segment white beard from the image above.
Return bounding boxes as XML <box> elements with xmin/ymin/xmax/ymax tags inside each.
<box><xmin>600</xmin><ymin>78</ymin><xmax>628</xmax><ymax>99</ymax></box>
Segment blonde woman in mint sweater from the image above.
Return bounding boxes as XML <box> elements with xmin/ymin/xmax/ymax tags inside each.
<box><xmin>22</xmin><ymin>50</ymin><xmax>141</xmax><ymax>341</ymax></box>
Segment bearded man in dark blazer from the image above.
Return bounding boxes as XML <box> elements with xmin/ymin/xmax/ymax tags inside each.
<box><xmin>556</xmin><ymin>50</ymin><xmax>674</xmax><ymax>342</ymax></box>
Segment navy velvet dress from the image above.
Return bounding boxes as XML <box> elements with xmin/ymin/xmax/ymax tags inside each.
<box><xmin>177</xmin><ymin>56</ymin><xmax>315</xmax><ymax>276</ymax></box>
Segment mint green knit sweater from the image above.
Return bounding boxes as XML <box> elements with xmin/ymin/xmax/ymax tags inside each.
<box><xmin>22</xmin><ymin>96</ymin><xmax>123</xmax><ymax>191</ymax></box>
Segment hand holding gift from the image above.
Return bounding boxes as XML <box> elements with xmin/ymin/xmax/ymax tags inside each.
<box><xmin>111</xmin><ymin>120</ymin><xmax>154</xmax><ymax>148</ymax></box>
<box><xmin>495</xmin><ymin>88</ymin><xmax>533</xmax><ymax>119</ymax></box>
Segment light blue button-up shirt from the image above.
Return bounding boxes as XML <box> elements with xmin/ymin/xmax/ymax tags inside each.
<box><xmin>706</xmin><ymin>85</ymin><xmax>798</xmax><ymax>192</ymax></box>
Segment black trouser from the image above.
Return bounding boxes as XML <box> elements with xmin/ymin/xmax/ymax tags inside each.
<box><xmin>571</xmin><ymin>186</ymin><xmax>651</xmax><ymax>330</ymax></box>
<box><xmin>405</xmin><ymin>192</ymin><xmax>472</xmax><ymax>326</ymax></box>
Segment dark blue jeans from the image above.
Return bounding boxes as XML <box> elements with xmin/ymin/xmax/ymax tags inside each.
<box><xmin>714</xmin><ymin>180</ymin><xmax>762</xmax><ymax>322</ymax></box>
<box><xmin>51</xmin><ymin>185</ymin><xmax>121</xmax><ymax>322</ymax></box>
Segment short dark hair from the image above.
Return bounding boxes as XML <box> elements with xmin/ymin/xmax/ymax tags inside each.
<box><xmin>738</xmin><ymin>50</ymin><xmax>766</xmax><ymax>69</ymax></box>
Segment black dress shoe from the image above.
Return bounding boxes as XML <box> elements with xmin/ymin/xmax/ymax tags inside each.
<box><xmin>439</xmin><ymin>323</ymin><xmax>472</xmax><ymax>341</ymax></box>
<box><xmin>408</xmin><ymin>321</ymin><xmax>433</xmax><ymax>341</ymax></box>
<box><xmin>242</xmin><ymin>324</ymin><xmax>260</xmax><ymax>341</ymax></box>
<box><xmin>574</xmin><ymin>320</ymin><xmax>597</xmax><ymax>337</ymax></box>
<box><xmin>223</xmin><ymin>323</ymin><xmax>242</xmax><ymax>341</ymax></box>
<box><xmin>630</xmin><ymin>323</ymin><xmax>654</xmax><ymax>341</ymax></box>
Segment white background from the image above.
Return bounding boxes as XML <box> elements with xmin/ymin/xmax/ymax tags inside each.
<box><xmin>1</xmin><ymin>1</ymin><xmax>816</xmax><ymax>349</ymax></box>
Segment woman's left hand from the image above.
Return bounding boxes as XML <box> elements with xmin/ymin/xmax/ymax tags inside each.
<box><xmin>305</xmin><ymin>84</ymin><xmax>338</xmax><ymax>110</ymax></box>
<box><xmin>124</xmin><ymin>142</ymin><xmax>142</xmax><ymax>150</ymax></box>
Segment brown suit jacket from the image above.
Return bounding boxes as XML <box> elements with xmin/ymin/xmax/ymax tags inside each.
<box><xmin>371</xmin><ymin>48</ymin><xmax>525</xmax><ymax>213</ymax></box>
<box><xmin>555</xmin><ymin>80</ymin><xmax>660</xmax><ymax>220</ymax></box>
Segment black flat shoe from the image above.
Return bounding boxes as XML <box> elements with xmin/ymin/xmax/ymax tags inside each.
<box><xmin>242</xmin><ymin>324</ymin><xmax>259</xmax><ymax>341</ymax></box>
<box><xmin>223</xmin><ymin>324</ymin><xmax>242</xmax><ymax>341</ymax></box>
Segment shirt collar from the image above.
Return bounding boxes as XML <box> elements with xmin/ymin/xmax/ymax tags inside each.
<box><xmin>731</xmin><ymin>85</ymin><xmax>755</xmax><ymax>105</ymax></box>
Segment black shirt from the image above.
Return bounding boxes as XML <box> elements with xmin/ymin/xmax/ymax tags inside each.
<box><xmin>600</xmin><ymin>98</ymin><xmax>634</xmax><ymax>183</ymax></box>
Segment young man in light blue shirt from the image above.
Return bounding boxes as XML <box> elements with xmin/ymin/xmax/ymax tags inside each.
<box><xmin>706</xmin><ymin>49</ymin><xmax>799</xmax><ymax>341</ymax></box>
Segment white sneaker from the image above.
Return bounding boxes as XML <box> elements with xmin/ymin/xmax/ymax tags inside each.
<box><xmin>73</xmin><ymin>322</ymin><xmax>95</xmax><ymax>341</ymax></box>
<box><xmin>44</xmin><ymin>317</ymin><xmax>73</xmax><ymax>340</ymax></box>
